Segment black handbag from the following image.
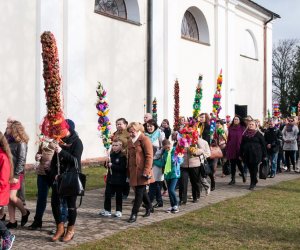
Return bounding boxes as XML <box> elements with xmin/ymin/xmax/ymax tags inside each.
<box><xmin>57</xmin><ymin>155</ymin><xmax>86</xmax><ymax>197</ymax></box>
<box><xmin>199</xmin><ymin>154</ymin><xmax>211</xmax><ymax>178</ymax></box>
<box><xmin>259</xmin><ymin>158</ymin><xmax>269</xmax><ymax>179</ymax></box>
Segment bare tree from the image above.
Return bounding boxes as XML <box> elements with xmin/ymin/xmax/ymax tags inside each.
<box><xmin>272</xmin><ymin>39</ymin><xmax>299</xmax><ymax>115</ymax></box>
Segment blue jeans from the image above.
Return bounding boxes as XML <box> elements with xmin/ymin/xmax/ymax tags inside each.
<box><xmin>34</xmin><ymin>175</ymin><xmax>50</xmax><ymax>222</ymax></box>
<box><xmin>166</xmin><ymin>178</ymin><xmax>179</xmax><ymax>207</ymax></box>
<box><xmin>148</xmin><ymin>181</ymin><xmax>163</xmax><ymax>204</ymax></box>
<box><xmin>268</xmin><ymin>152</ymin><xmax>278</xmax><ymax>175</ymax></box>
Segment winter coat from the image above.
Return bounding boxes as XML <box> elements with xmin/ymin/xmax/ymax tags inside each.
<box><xmin>282</xmin><ymin>125</ymin><xmax>299</xmax><ymax>151</ymax></box>
<box><xmin>154</xmin><ymin>147</ymin><xmax>183</xmax><ymax>180</ymax></box>
<box><xmin>111</xmin><ymin>130</ymin><xmax>130</xmax><ymax>151</ymax></box>
<box><xmin>226</xmin><ymin>125</ymin><xmax>245</xmax><ymax>160</ymax></box>
<box><xmin>50</xmin><ymin>131</ymin><xmax>83</xmax><ymax>182</ymax></box>
<box><xmin>182</xmin><ymin>138</ymin><xmax>211</xmax><ymax>168</ymax></box>
<box><xmin>9</xmin><ymin>141</ymin><xmax>27</xmax><ymax>178</ymax></box>
<box><xmin>240</xmin><ymin>131</ymin><xmax>267</xmax><ymax>165</ymax></box>
<box><xmin>0</xmin><ymin>148</ymin><xmax>11</xmax><ymax>206</ymax></box>
<box><xmin>106</xmin><ymin>151</ymin><xmax>127</xmax><ymax>185</ymax></box>
<box><xmin>264</xmin><ymin>127</ymin><xmax>282</xmax><ymax>154</ymax></box>
<box><xmin>127</xmin><ymin>133</ymin><xmax>154</xmax><ymax>187</ymax></box>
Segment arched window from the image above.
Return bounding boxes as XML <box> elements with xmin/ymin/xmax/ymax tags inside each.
<box><xmin>240</xmin><ymin>29</ymin><xmax>258</xmax><ymax>60</ymax></box>
<box><xmin>181</xmin><ymin>7</ymin><xmax>210</xmax><ymax>45</ymax></box>
<box><xmin>181</xmin><ymin>11</ymin><xmax>199</xmax><ymax>41</ymax></box>
<box><xmin>95</xmin><ymin>0</ymin><xmax>127</xmax><ymax>19</ymax></box>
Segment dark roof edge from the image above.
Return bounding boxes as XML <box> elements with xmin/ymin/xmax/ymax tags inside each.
<box><xmin>240</xmin><ymin>0</ymin><xmax>281</xmax><ymax>19</ymax></box>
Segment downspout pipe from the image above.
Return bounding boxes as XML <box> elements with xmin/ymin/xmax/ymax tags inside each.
<box><xmin>263</xmin><ymin>14</ymin><xmax>274</xmax><ymax>118</ymax></box>
<box><xmin>146</xmin><ymin>0</ymin><xmax>153</xmax><ymax>113</ymax></box>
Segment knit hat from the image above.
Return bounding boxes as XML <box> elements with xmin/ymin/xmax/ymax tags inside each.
<box><xmin>66</xmin><ymin>119</ymin><xmax>75</xmax><ymax>132</ymax></box>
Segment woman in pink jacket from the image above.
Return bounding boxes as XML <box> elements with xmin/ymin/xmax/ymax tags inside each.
<box><xmin>0</xmin><ymin>131</ymin><xmax>15</xmax><ymax>250</ymax></box>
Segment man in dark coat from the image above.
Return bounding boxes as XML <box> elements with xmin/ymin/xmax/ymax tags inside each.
<box><xmin>264</xmin><ymin>120</ymin><xmax>282</xmax><ymax>178</ymax></box>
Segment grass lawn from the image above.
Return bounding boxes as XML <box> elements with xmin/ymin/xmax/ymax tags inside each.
<box><xmin>25</xmin><ymin>166</ymin><xmax>107</xmax><ymax>200</ymax></box>
<box><xmin>73</xmin><ymin>178</ymin><xmax>300</xmax><ymax>250</ymax></box>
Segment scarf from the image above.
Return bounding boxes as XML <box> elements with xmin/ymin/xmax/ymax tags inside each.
<box><xmin>164</xmin><ymin>150</ymin><xmax>172</xmax><ymax>175</ymax></box>
<box><xmin>243</xmin><ymin>129</ymin><xmax>257</xmax><ymax>138</ymax></box>
<box><xmin>131</xmin><ymin>131</ymin><xmax>141</xmax><ymax>144</ymax></box>
<box><xmin>145</xmin><ymin>129</ymin><xmax>161</xmax><ymax>144</ymax></box>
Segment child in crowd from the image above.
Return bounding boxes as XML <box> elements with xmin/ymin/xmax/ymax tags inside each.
<box><xmin>0</xmin><ymin>131</ymin><xmax>15</xmax><ymax>249</ymax></box>
<box><xmin>154</xmin><ymin>139</ymin><xmax>183</xmax><ymax>213</ymax></box>
<box><xmin>99</xmin><ymin>139</ymin><xmax>127</xmax><ymax>218</ymax></box>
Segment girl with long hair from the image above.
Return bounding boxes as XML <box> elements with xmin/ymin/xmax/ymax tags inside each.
<box><xmin>0</xmin><ymin>132</ymin><xmax>16</xmax><ymax>249</ymax></box>
<box><xmin>6</xmin><ymin>121</ymin><xmax>30</xmax><ymax>229</ymax></box>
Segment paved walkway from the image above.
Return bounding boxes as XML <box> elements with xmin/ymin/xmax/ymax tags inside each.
<box><xmin>8</xmin><ymin>170</ymin><xmax>300</xmax><ymax>249</ymax></box>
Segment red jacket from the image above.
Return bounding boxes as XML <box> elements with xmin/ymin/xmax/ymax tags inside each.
<box><xmin>0</xmin><ymin>148</ymin><xmax>11</xmax><ymax>206</ymax></box>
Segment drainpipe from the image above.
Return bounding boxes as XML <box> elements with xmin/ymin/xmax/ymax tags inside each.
<box><xmin>263</xmin><ymin>14</ymin><xmax>274</xmax><ymax>118</ymax></box>
<box><xmin>146</xmin><ymin>0</ymin><xmax>153</xmax><ymax>112</ymax></box>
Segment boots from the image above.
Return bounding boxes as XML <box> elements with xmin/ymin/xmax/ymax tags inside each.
<box><xmin>128</xmin><ymin>213</ymin><xmax>137</xmax><ymax>223</ymax></box>
<box><xmin>228</xmin><ymin>176</ymin><xmax>235</xmax><ymax>185</ymax></box>
<box><xmin>63</xmin><ymin>226</ymin><xmax>75</xmax><ymax>242</ymax></box>
<box><xmin>51</xmin><ymin>222</ymin><xmax>65</xmax><ymax>242</ymax></box>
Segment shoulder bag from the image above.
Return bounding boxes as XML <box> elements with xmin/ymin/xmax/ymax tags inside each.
<box><xmin>199</xmin><ymin>154</ymin><xmax>212</xmax><ymax>178</ymax></box>
<box><xmin>57</xmin><ymin>154</ymin><xmax>86</xmax><ymax>197</ymax></box>
<box><xmin>209</xmin><ymin>145</ymin><xmax>223</xmax><ymax>159</ymax></box>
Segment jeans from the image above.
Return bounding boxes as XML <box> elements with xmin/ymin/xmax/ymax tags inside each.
<box><xmin>268</xmin><ymin>152</ymin><xmax>278</xmax><ymax>176</ymax></box>
<box><xmin>166</xmin><ymin>179</ymin><xmax>179</xmax><ymax>207</ymax></box>
<box><xmin>60</xmin><ymin>198</ymin><xmax>68</xmax><ymax>223</ymax></box>
<box><xmin>148</xmin><ymin>181</ymin><xmax>163</xmax><ymax>204</ymax></box>
<box><xmin>34</xmin><ymin>175</ymin><xmax>51</xmax><ymax>222</ymax></box>
<box><xmin>0</xmin><ymin>220</ymin><xmax>8</xmax><ymax>238</ymax></box>
<box><xmin>51</xmin><ymin>184</ymin><xmax>77</xmax><ymax>226</ymax></box>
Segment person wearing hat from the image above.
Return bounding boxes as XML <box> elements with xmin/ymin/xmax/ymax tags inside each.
<box><xmin>50</xmin><ymin>119</ymin><xmax>83</xmax><ymax>242</ymax></box>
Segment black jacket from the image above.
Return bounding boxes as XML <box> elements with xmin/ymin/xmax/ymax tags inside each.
<box><xmin>240</xmin><ymin>132</ymin><xmax>267</xmax><ymax>165</ymax></box>
<box><xmin>9</xmin><ymin>142</ymin><xmax>28</xmax><ymax>178</ymax></box>
<box><xmin>106</xmin><ymin>151</ymin><xmax>127</xmax><ymax>185</ymax></box>
<box><xmin>264</xmin><ymin>127</ymin><xmax>282</xmax><ymax>154</ymax></box>
<box><xmin>50</xmin><ymin>131</ymin><xmax>83</xmax><ymax>181</ymax></box>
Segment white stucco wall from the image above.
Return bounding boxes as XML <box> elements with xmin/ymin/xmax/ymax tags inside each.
<box><xmin>235</xmin><ymin>6</ymin><xmax>266</xmax><ymax>120</ymax></box>
<box><xmin>84</xmin><ymin>0</ymin><xmax>147</xmax><ymax>157</ymax></box>
<box><xmin>0</xmin><ymin>0</ymin><xmax>37</xmax><ymax>163</ymax></box>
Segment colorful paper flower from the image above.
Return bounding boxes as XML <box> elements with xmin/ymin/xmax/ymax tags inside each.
<box><xmin>96</xmin><ymin>82</ymin><xmax>111</xmax><ymax>150</ymax></box>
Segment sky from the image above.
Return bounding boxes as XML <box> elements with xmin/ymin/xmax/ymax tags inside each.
<box><xmin>254</xmin><ymin>0</ymin><xmax>300</xmax><ymax>43</ymax></box>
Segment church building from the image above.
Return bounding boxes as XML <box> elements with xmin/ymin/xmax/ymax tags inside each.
<box><xmin>0</xmin><ymin>0</ymin><xmax>279</xmax><ymax>162</ymax></box>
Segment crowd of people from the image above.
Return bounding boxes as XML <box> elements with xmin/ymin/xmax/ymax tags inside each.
<box><xmin>0</xmin><ymin>112</ymin><xmax>299</xmax><ymax>248</ymax></box>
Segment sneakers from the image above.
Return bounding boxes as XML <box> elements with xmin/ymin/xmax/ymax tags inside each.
<box><xmin>171</xmin><ymin>206</ymin><xmax>179</xmax><ymax>213</ymax></box>
<box><xmin>206</xmin><ymin>187</ymin><xmax>211</xmax><ymax>196</ymax></box>
<box><xmin>165</xmin><ymin>207</ymin><xmax>173</xmax><ymax>213</ymax></box>
<box><xmin>166</xmin><ymin>206</ymin><xmax>179</xmax><ymax>213</ymax></box>
<box><xmin>114</xmin><ymin>211</ymin><xmax>122</xmax><ymax>218</ymax></box>
<box><xmin>99</xmin><ymin>210</ymin><xmax>111</xmax><ymax>217</ymax></box>
<box><xmin>2</xmin><ymin>233</ymin><xmax>15</xmax><ymax>250</ymax></box>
